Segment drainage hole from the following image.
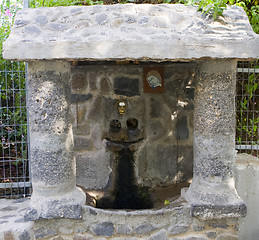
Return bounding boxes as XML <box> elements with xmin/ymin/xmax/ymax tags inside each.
<box><xmin>110</xmin><ymin>119</ymin><xmax>121</xmax><ymax>132</ymax></box>
<box><xmin>127</xmin><ymin>118</ymin><xmax>138</xmax><ymax>130</ymax></box>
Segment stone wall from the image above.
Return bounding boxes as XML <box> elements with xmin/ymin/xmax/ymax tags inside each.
<box><xmin>0</xmin><ymin>197</ymin><xmax>239</xmax><ymax>240</ymax></box>
<box><xmin>70</xmin><ymin>62</ymin><xmax>195</xmax><ymax>191</ymax></box>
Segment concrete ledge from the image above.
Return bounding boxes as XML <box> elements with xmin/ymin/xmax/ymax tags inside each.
<box><xmin>0</xmin><ymin>197</ymin><xmax>240</xmax><ymax>239</ymax></box>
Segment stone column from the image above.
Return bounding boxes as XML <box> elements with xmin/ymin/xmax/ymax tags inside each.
<box><xmin>183</xmin><ymin>60</ymin><xmax>246</xmax><ymax>219</ymax></box>
<box><xmin>25</xmin><ymin>61</ymin><xmax>85</xmax><ymax>220</ymax></box>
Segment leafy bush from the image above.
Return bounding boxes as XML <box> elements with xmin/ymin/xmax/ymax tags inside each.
<box><xmin>179</xmin><ymin>0</ymin><xmax>259</xmax><ymax>33</ymax></box>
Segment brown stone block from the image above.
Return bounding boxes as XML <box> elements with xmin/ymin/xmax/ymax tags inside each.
<box><xmin>72</xmin><ymin>73</ymin><xmax>87</xmax><ymax>90</ymax></box>
<box><xmin>4</xmin><ymin>232</ymin><xmax>15</xmax><ymax>240</ymax></box>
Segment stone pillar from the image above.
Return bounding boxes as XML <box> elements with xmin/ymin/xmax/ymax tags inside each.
<box><xmin>183</xmin><ymin>60</ymin><xmax>246</xmax><ymax>219</ymax></box>
<box><xmin>25</xmin><ymin>61</ymin><xmax>85</xmax><ymax>220</ymax></box>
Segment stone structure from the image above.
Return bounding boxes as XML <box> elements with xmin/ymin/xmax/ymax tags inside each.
<box><xmin>0</xmin><ymin>197</ymin><xmax>240</xmax><ymax>240</ymax></box>
<box><xmin>3</xmin><ymin>3</ymin><xmax>259</xmax><ymax>240</ymax></box>
<box><xmin>3</xmin><ymin>4</ymin><xmax>259</xmax><ymax>60</ymax></box>
<box><xmin>70</xmin><ymin>62</ymin><xmax>195</xmax><ymax>191</ymax></box>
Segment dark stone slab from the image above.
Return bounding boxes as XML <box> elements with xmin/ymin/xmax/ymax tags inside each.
<box><xmin>186</xmin><ymin>87</ymin><xmax>195</xmax><ymax>100</ymax></box>
<box><xmin>114</xmin><ymin>77</ymin><xmax>139</xmax><ymax>97</ymax></box>
<box><xmin>150</xmin><ymin>98</ymin><xmax>161</xmax><ymax>118</ymax></box>
<box><xmin>92</xmin><ymin>222</ymin><xmax>114</xmax><ymax>237</ymax></box>
<box><xmin>175</xmin><ymin>116</ymin><xmax>189</xmax><ymax>140</ymax></box>
<box><xmin>71</xmin><ymin>94</ymin><xmax>92</xmax><ymax>103</ymax></box>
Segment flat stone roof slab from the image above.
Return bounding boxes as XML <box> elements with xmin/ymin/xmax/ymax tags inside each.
<box><xmin>3</xmin><ymin>4</ymin><xmax>259</xmax><ymax>61</ymax></box>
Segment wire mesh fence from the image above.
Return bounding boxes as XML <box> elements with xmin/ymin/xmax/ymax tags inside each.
<box><xmin>236</xmin><ymin>61</ymin><xmax>259</xmax><ymax>157</ymax></box>
<box><xmin>0</xmin><ymin>60</ymin><xmax>31</xmax><ymax>198</ymax></box>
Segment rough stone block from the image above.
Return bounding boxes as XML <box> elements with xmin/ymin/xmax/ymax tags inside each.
<box><xmin>18</xmin><ymin>230</ymin><xmax>31</xmax><ymax>240</ymax></box>
<box><xmin>76</xmin><ymin>150</ymin><xmax>111</xmax><ymax>189</ymax></box>
<box><xmin>137</xmin><ymin>144</ymin><xmax>178</xmax><ymax>186</ymax></box>
<box><xmin>59</xmin><ymin>226</ymin><xmax>73</xmax><ymax>235</ymax></box>
<box><xmin>175</xmin><ymin>116</ymin><xmax>189</xmax><ymax>140</ymax></box>
<box><xmin>209</xmin><ymin>222</ymin><xmax>229</xmax><ymax>229</ymax></box>
<box><xmin>95</xmin><ymin>13</ymin><xmax>108</xmax><ymax>25</ymax></box>
<box><xmin>35</xmin><ymin>15</ymin><xmax>47</xmax><ymax>26</ymax></box>
<box><xmin>73</xmin><ymin>234</ymin><xmax>94</xmax><ymax>240</ymax></box>
<box><xmin>71</xmin><ymin>73</ymin><xmax>87</xmax><ymax>90</ymax></box>
<box><xmin>92</xmin><ymin>222</ymin><xmax>114</xmax><ymax>237</ymax></box>
<box><xmin>146</xmin><ymin>119</ymin><xmax>167</xmax><ymax>141</ymax></box>
<box><xmin>134</xmin><ymin>223</ymin><xmax>156</xmax><ymax>235</ymax></box>
<box><xmin>90</xmin><ymin>124</ymin><xmax>104</xmax><ymax>150</ymax></box>
<box><xmin>34</xmin><ymin>227</ymin><xmax>58</xmax><ymax>239</ymax></box>
<box><xmin>24</xmin><ymin>26</ymin><xmax>41</xmax><ymax>35</ymax></box>
<box><xmin>216</xmin><ymin>234</ymin><xmax>238</xmax><ymax>240</ymax></box>
<box><xmin>168</xmin><ymin>225</ymin><xmax>188</xmax><ymax>235</ymax></box>
<box><xmin>0</xmin><ymin>221</ymin><xmax>8</xmax><ymax>224</ymax></box>
<box><xmin>73</xmin><ymin>123</ymin><xmax>90</xmax><ymax>136</ymax></box>
<box><xmin>207</xmin><ymin>231</ymin><xmax>217</xmax><ymax>239</ymax></box>
<box><xmin>171</xmin><ymin>236</ymin><xmax>209</xmax><ymax>240</ymax></box>
<box><xmin>4</xmin><ymin>231</ymin><xmax>15</xmax><ymax>240</ymax></box>
<box><xmin>150</xmin><ymin>229</ymin><xmax>167</xmax><ymax>240</ymax></box>
<box><xmin>117</xmin><ymin>225</ymin><xmax>133</xmax><ymax>235</ymax></box>
<box><xmin>87</xmin><ymin>96</ymin><xmax>104</xmax><ymax>121</ymax></box>
<box><xmin>150</xmin><ymin>97</ymin><xmax>162</xmax><ymax>118</ymax></box>
<box><xmin>100</xmin><ymin>77</ymin><xmax>111</xmax><ymax>94</ymax></box>
<box><xmin>51</xmin><ymin>237</ymin><xmax>70</xmax><ymax>240</ymax></box>
<box><xmin>74</xmin><ymin>136</ymin><xmax>93</xmax><ymax>151</ymax></box>
<box><xmin>1</xmin><ymin>206</ymin><xmax>18</xmax><ymax>211</ymax></box>
<box><xmin>87</xmin><ymin>72</ymin><xmax>97</xmax><ymax>91</ymax></box>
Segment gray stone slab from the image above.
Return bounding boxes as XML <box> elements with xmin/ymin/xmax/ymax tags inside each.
<box><xmin>92</xmin><ymin>222</ymin><xmax>114</xmax><ymax>237</ymax></box>
<box><xmin>4</xmin><ymin>5</ymin><xmax>259</xmax><ymax>61</ymax></box>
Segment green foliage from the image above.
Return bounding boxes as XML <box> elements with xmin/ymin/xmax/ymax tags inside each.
<box><xmin>29</xmin><ymin>0</ymin><xmax>103</xmax><ymax>7</ymax></box>
<box><xmin>179</xmin><ymin>0</ymin><xmax>228</xmax><ymax>19</ymax></box>
<box><xmin>232</xmin><ymin>0</ymin><xmax>259</xmax><ymax>34</ymax></box>
<box><xmin>179</xmin><ymin>0</ymin><xmax>259</xmax><ymax>33</ymax></box>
